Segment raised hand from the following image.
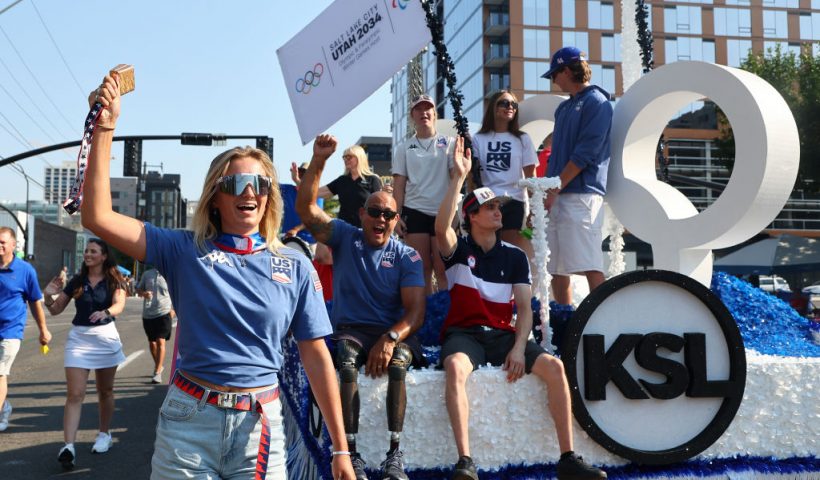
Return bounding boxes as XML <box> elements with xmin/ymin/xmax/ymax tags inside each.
<box><xmin>313</xmin><ymin>134</ymin><xmax>338</xmax><ymax>160</ymax></box>
<box><xmin>88</xmin><ymin>74</ymin><xmax>121</xmax><ymax>129</ymax></box>
<box><xmin>453</xmin><ymin>136</ymin><xmax>472</xmax><ymax>180</ymax></box>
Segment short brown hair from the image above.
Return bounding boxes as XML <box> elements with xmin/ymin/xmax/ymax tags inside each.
<box><xmin>0</xmin><ymin>226</ymin><xmax>15</xmax><ymax>240</ymax></box>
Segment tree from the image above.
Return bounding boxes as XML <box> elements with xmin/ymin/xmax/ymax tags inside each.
<box><xmin>716</xmin><ymin>44</ymin><xmax>820</xmax><ymax>193</ymax></box>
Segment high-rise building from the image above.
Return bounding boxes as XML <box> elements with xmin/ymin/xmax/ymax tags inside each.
<box><xmin>390</xmin><ymin>0</ymin><xmax>820</xmax><ymax>234</ymax></box>
<box><xmin>143</xmin><ymin>172</ymin><xmax>186</xmax><ymax>229</ymax></box>
<box><xmin>111</xmin><ymin>177</ymin><xmax>138</xmax><ymax>218</ymax></box>
<box><xmin>43</xmin><ymin>161</ymin><xmax>77</xmax><ymax>205</ymax></box>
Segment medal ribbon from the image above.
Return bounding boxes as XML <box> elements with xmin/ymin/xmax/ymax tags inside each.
<box><xmin>213</xmin><ymin>232</ymin><xmax>267</xmax><ymax>254</ymax></box>
<box><xmin>62</xmin><ymin>101</ymin><xmax>104</xmax><ymax>214</ymax></box>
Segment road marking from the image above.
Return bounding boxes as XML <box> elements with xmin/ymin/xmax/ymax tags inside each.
<box><xmin>118</xmin><ymin>350</ymin><xmax>144</xmax><ymax>371</ymax></box>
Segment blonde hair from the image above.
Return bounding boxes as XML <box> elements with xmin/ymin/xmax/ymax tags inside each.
<box><xmin>343</xmin><ymin>145</ymin><xmax>375</xmax><ymax>177</ymax></box>
<box><xmin>191</xmin><ymin>147</ymin><xmax>283</xmax><ymax>253</ymax></box>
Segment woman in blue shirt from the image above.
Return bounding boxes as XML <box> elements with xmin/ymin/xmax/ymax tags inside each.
<box><xmin>44</xmin><ymin>238</ymin><xmax>127</xmax><ymax>469</ymax></box>
<box><xmin>76</xmin><ymin>73</ymin><xmax>354</xmax><ymax>479</ymax></box>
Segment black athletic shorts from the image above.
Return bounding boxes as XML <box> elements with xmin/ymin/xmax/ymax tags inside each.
<box><xmin>440</xmin><ymin>326</ymin><xmax>547</xmax><ymax>373</ymax></box>
<box><xmin>330</xmin><ymin>324</ymin><xmax>427</xmax><ymax>368</ymax></box>
<box><xmin>143</xmin><ymin>313</ymin><xmax>173</xmax><ymax>341</ymax></box>
<box><xmin>401</xmin><ymin>206</ymin><xmax>437</xmax><ymax>236</ymax></box>
<box><xmin>501</xmin><ymin>199</ymin><xmax>527</xmax><ymax>231</ymax></box>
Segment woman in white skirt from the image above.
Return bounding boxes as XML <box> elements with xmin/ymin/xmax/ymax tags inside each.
<box><xmin>43</xmin><ymin>238</ymin><xmax>126</xmax><ymax>470</ymax></box>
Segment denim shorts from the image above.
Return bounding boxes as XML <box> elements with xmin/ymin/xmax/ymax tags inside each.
<box><xmin>150</xmin><ymin>383</ymin><xmax>285</xmax><ymax>479</ymax></box>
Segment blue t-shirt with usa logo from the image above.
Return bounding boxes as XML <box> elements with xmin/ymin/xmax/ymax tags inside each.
<box><xmin>326</xmin><ymin>220</ymin><xmax>424</xmax><ymax>329</ymax></box>
<box><xmin>144</xmin><ymin>223</ymin><xmax>331</xmax><ymax>388</ymax></box>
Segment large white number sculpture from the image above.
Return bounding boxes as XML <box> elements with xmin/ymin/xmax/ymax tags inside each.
<box><xmin>607</xmin><ymin>61</ymin><xmax>799</xmax><ymax>286</ymax></box>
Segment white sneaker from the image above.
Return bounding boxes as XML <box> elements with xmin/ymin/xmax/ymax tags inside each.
<box><xmin>91</xmin><ymin>431</ymin><xmax>113</xmax><ymax>453</ymax></box>
<box><xmin>151</xmin><ymin>371</ymin><xmax>163</xmax><ymax>384</ymax></box>
<box><xmin>0</xmin><ymin>401</ymin><xmax>12</xmax><ymax>431</ymax></box>
<box><xmin>58</xmin><ymin>444</ymin><xmax>76</xmax><ymax>470</ymax></box>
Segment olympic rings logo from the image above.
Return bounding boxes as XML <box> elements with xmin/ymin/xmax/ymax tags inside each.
<box><xmin>295</xmin><ymin>63</ymin><xmax>324</xmax><ymax>95</ymax></box>
<box><xmin>392</xmin><ymin>0</ymin><xmax>408</xmax><ymax>9</ymax></box>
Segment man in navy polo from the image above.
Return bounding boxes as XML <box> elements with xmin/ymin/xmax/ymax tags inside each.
<box><xmin>296</xmin><ymin>134</ymin><xmax>426</xmax><ymax>480</ymax></box>
<box><xmin>0</xmin><ymin>227</ymin><xmax>51</xmax><ymax>431</ymax></box>
<box><xmin>435</xmin><ymin>138</ymin><xmax>606</xmax><ymax>480</ymax></box>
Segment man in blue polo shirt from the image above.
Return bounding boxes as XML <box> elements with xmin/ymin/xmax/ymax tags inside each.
<box><xmin>297</xmin><ymin>134</ymin><xmax>426</xmax><ymax>480</ymax></box>
<box><xmin>0</xmin><ymin>227</ymin><xmax>51</xmax><ymax>431</ymax></box>
<box><xmin>435</xmin><ymin>138</ymin><xmax>606</xmax><ymax>480</ymax></box>
<box><xmin>541</xmin><ymin>46</ymin><xmax>613</xmax><ymax>305</ymax></box>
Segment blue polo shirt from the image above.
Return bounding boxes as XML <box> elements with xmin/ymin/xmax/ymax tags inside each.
<box><xmin>548</xmin><ymin>85</ymin><xmax>613</xmax><ymax>195</ymax></box>
<box><xmin>145</xmin><ymin>223</ymin><xmax>331</xmax><ymax>388</ymax></box>
<box><xmin>326</xmin><ymin>220</ymin><xmax>424</xmax><ymax>328</ymax></box>
<box><xmin>0</xmin><ymin>257</ymin><xmax>42</xmax><ymax>339</ymax></box>
<box><xmin>63</xmin><ymin>275</ymin><xmax>120</xmax><ymax>326</ymax></box>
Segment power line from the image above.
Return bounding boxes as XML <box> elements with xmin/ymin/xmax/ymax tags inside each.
<box><xmin>29</xmin><ymin>0</ymin><xmax>86</xmax><ymax>97</ymax></box>
<box><xmin>0</xmin><ymin>113</ymin><xmax>31</xmax><ymax>148</ymax></box>
<box><xmin>0</xmin><ymin>24</ymin><xmax>76</xmax><ymax>134</ymax></box>
<box><xmin>0</xmin><ymin>80</ymin><xmax>62</xmax><ymax>145</ymax></box>
<box><xmin>0</xmin><ymin>0</ymin><xmax>24</xmax><ymax>16</ymax></box>
<box><xmin>0</xmin><ymin>54</ymin><xmax>73</xmax><ymax>140</ymax></box>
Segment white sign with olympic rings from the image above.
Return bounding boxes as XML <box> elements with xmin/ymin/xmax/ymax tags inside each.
<box><xmin>278</xmin><ymin>0</ymin><xmax>431</xmax><ymax>144</ymax></box>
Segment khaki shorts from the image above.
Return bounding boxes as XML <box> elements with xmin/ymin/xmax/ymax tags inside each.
<box><xmin>547</xmin><ymin>193</ymin><xmax>604</xmax><ymax>275</ymax></box>
<box><xmin>0</xmin><ymin>339</ymin><xmax>21</xmax><ymax>376</ymax></box>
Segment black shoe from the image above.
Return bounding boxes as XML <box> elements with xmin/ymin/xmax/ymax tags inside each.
<box><xmin>350</xmin><ymin>452</ymin><xmax>368</xmax><ymax>480</ymax></box>
<box><xmin>380</xmin><ymin>449</ymin><xmax>409</xmax><ymax>480</ymax></box>
<box><xmin>556</xmin><ymin>452</ymin><xmax>606</xmax><ymax>480</ymax></box>
<box><xmin>57</xmin><ymin>444</ymin><xmax>75</xmax><ymax>471</ymax></box>
<box><xmin>451</xmin><ymin>455</ymin><xmax>478</xmax><ymax>480</ymax></box>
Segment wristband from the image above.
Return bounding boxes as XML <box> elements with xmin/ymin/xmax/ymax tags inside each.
<box><xmin>331</xmin><ymin>450</ymin><xmax>351</xmax><ymax>456</ymax></box>
<box><xmin>104</xmin><ymin>309</ymin><xmax>111</xmax><ymax>317</ymax></box>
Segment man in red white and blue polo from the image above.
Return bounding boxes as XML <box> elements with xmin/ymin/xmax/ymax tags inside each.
<box><xmin>434</xmin><ymin>137</ymin><xmax>606</xmax><ymax>480</ymax></box>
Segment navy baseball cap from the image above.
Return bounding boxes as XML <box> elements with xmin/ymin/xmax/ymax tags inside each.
<box><xmin>541</xmin><ymin>46</ymin><xmax>587</xmax><ymax>79</ymax></box>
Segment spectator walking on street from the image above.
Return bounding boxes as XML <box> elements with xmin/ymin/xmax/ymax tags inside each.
<box><xmin>44</xmin><ymin>238</ymin><xmax>127</xmax><ymax>470</ymax></box>
<box><xmin>76</xmin><ymin>72</ymin><xmax>354</xmax><ymax>479</ymax></box>
<box><xmin>0</xmin><ymin>226</ymin><xmax>51</xmax><ymax>432</ymax></box>
<box><xmin>136</xmin><ymin>268</ymin><xmax>174</xmax><ymax>384</ymax></box>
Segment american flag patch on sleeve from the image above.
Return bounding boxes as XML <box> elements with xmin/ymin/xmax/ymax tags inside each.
<box><xmin>409</xmin><ymin>251</ymin><xmax>421</xmax><ymax>262</ymax></box>
<box><xmin>310</xmin><ymin>270</ymin><xmax>323</xmax><ymax>291</ymax></box>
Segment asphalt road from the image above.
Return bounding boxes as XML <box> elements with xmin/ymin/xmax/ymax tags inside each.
<box><xmin>0</xmin><ymin>297</ymin><xmax>174</xmax><ymax>479</ymax></box>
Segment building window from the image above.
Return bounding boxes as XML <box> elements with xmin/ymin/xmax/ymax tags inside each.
<box><xmin>800</xmin><ymin>13</ymin><xmax>820</xmax><ymax>40</ymax></box>
<box><xmin>714</xmin><ymin>8</ymin><xmax>752</xmax><ymax>37</ymax></box>
<box><xmin>589</xmin><ymin>64</ymin><xmax>616</xmax><ymax>93</ymax></box>
<box><xmin>725</xmin><ymin>0</ymin><xmax>750</xmax><ymax>5</ymax></box>
<box><xmin>523</xmin><ymin>0</ymin><xmax>549</xmax><ymax>26</ymax></box>
<box><xmin>562</xmin><ymin>31</ymin><xmax>589</xmax><ymax>55</ymax></box>
<box><xmin>763</xmin><ymin>10</ymin><xmax>788</xmax><ymax>38</ymax></box>
<box><xmin>727</xmin><ymin>39</ymin><xmax>753</xmax><ymax>67</ymax></box>
<box><xmin>601</xmin><ymin>33</ymin><xmax>622</xmax><ymax>62</ymax></box>
<box><xmin>762</xmin><ymin>0</ymin><xmax>797</xmax><ymax>6</ymax></box>
<box><xmin>664</xmin><ymin>6</ymin><xmax>702</xmax><ymax>35</ymax></box>
<box><xmin>588</xmin><ymin>1</ymin><xmax>614</xmax><ymax>30</ymax></box>
<box><xmin>524</xmin><ymin>28</ymin><xmax>550</xmax><ymax>58</ymax></box>
<box><xmin>524</xmin><ymin>60</ymin><xmax>551</xmax><ymax>91</ymax></box>
<box><xmin>764</xmin><ymin>41</ymin><xmax>802</xmax><ymax>58</ymax></box>
<box><xmin>665</xmin><ymin>37</ymin><xmax>715</xmax><ymax>63</ymax></box>
<box><xmin>562</xmin><ymin>0</ymin><xmax>575</xmax><ymax>28</ymax></box>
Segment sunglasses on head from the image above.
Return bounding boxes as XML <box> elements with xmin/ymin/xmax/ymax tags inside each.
<box><xmin>497</xmin><ymin>99</ymin><xmax>518</xmax><ymax>110</ymax></box>
<box><xmin>366</xmin><ymin>207</ymin><xmax>398</xmax><ymax>220</ymax></box>
<box><xmin>216</xmin><ymin>173</ymin><xmax>272</xmax><ymax>196</ymax></box>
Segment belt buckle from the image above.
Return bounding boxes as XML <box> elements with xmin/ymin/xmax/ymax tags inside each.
<box><xmin>216</xmin><ymin>392</ymin><xmax>239</xmax><ymax>408</ymax></box>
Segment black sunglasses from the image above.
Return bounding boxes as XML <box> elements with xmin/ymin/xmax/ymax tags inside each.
<box><xmin>366</xmin><ymin>207</ymin><xmax>398</xmax><ymax>220</ymax></box>
<box><xmin>496</xmin><ymin>99</ymin><xmax>519</xmax><ymax>110</ymax></box>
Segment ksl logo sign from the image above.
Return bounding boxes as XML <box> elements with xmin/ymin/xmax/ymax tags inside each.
<box><xmin>563</xmin><ymin>270</ymin><xmax>746</xmax><ymax>465</ymax></box>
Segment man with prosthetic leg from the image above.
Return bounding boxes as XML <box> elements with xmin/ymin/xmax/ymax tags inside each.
<box><xmin>297</xmin><ymin>134</ymin><xmax>426</xmax><ymax>480</ymax></box>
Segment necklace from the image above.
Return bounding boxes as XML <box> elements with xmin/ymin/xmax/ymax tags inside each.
<box><xmin>415</xmin><ymin>134</ymin><xmax>436</xmax><ymax>152</ymax></box>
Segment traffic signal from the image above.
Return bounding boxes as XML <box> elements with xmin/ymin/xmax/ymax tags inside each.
<box><xmin>123</xmin><ymin>139</ymin><xmax>142</xmax><ymax>177</ymax></box>
<box><xmin>180</xmin><ymin>133</ymin><xmax>213</xmax><ymax>146</ymax></box>
<box><xmin>256</xmin><ymin>137</ymin><xmax>273</xmax><ymax>161</ymax></box>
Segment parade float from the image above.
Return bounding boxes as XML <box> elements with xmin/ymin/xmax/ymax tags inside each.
<box><xmin>278</xmin><ymin>1</ymin><xmax>819</xmax><ymax>478</ymax></box>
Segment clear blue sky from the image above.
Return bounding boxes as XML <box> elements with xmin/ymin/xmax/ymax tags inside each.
<box><xmin>0</xmin><ymin>0</ymin><xmax>392</xmax><ymax>205</ymax></box>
